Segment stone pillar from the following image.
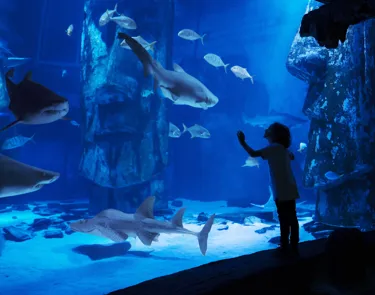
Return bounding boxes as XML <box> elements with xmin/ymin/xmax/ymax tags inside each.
<box><xmin>287</xmin><ymin>0</ymin><xmax>375</xmax><ymax>228</ymax></box>
<box><xmin>79</xmin><ymin>0</ymin><xmax>173</xmax><ymax>214</ymax></box>
<box><xmin>0</xmin><ymin>57</ymin><xmax>8</xmax><ymax>109</ymax></box>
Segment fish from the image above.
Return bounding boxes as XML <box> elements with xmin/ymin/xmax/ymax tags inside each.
<box><xmin>169</xmin><ymin>122</ymin><xmax>181</xmax><ymax>138</ymax></box>
<box><xmin>0</xmin><ymin>154</ymin><xmax>60</xmax><ymax>198</ymax></box>
<box><xmin>177</xmin><ymin>29</ymin><xmax>206</xmax><ymax>45</ymax></box>
<box><xmin>1</xmin><ymin>69</ymin><xmax>70</xmax><ymax>132</ymax></box>
<box><xmin>141</xmin><ymin>89</ymin><xmax>154</xmax><ymax>98</ymax></box>
<box><xmin>70</xmin><ymin>196</ymin><xmax>216</xmax><ymax>255</ymax></box>
<box><xmin>298</xmin><ymin>142</ymin><xmax>307</xmax><ymax>153</ymax></box>
<box><xmin>70</xmin><ymin>120</ymin><xmax>80</xmax><ymax>127</ymax></box>
<box><xmin>99</xmin><ymin>3</ymin><xmax>118</xmax><ymax>26</ymax></box>
<box><xmin>62</xmin><ymin>69</ymin><xmax>67</xmax><ymax>77</ymax></box>
<box><xmin>324</xmin><ymin>171</ymin><xmax>344</xmax><ymax>181</ymax></box>
<box><xmin>2</xmin><ymin>134</ymin><xmax>35</xmax><ymax>150</ymax></box>
<box><xmin>3</xmin><ymin>57</ymin><xmax>31</xmax><ymax>69</ymax></box>
<box><xmin>182</xmin><ymin>123</ymin><xmax>210</xmax><ymax>139</ymax></box>
<box><xmin>117</xmin><ymin>32</ymin><xmax>219</xmax><ymax>110</ymax></box>
<box><xmin>242</xmin><ymin>156</ymin><xmax>259</xmax><ymax>168</ymax></box>
<box><xmin>120</xmin><ymin>36</ymin><xmax>156</xmax><ymax>52</ymax></box>
<box><xmin>242</xmin><ymin>110</ymin><xmax>308</xmax><ymax>129</ymax></box>
<box><xmin>110</xmin><ymin>15</ymin><xmax>137</xmax><ymax>30</ymax></box>
<box><xmin>203</xmin><ymin>54</ymin><xmax>230</xmax><ymax>73</ymax></box>
<box><xmin>230</xmin><ymin>65</ymin><xmax>254</xmax><ymax>83</ymax></box>
<box><xmin>66</xmin><ymin>24</ymin><xmax>74</xmax><ymax>36</ymax></box>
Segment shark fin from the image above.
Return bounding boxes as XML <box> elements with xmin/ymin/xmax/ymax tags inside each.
<box><xmin>97</xmin><ymin>224</ymin><xmax>129</xmax><ymax>243</ymax></box>
<box><xmin>171</xmin><ymin>208</ymin><xmax>186</xmax><ymax>227</ymax></box>
<box><xmin>182</xmin><ymin>123</ymin><xmax>188</xmax><ymax>134</ymax></box>
<box><xmin>249</xmin><ymin>202</ymin><xmax>264</xmax><ymax>209</ymax></box>
<box><xmin>24</xmin><ymin>71</ymin><xmax>32</xmax><ymax>81</ymax></box>
<box><xmin>173</xmin><ymin>63</ymin><xmax>185</xmax><ymax>73</ymax></box>
<box><xmin>0</xmin><ymin>119</ymin><xmax>21</xmax><ymax>132</ymax></box>
<box><xmin>160</xmin><ymin>86</ymin><xmax>179</xmax><ymax>101</ymax></box>
<box><xmin>137</xmin><ymin>230</ymin><xmax>159</xmax><ymax>246</ymax></box>
<box><xmin>135</xmin><ymin>196</ymin><xmax>155</xmax><ymax>219</ymax></box>
<box><xmin>147</xmin><ymin>41</ymin><xmax>157</xmax><ymax>52</ymax></box>
<box><xmin>197</xmin><ymin>214</ymin><xmax>215</xmax><ymax>256</ymax></box>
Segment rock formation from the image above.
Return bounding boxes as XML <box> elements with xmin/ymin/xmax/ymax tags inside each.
<box><xmin>287</xmin><ymin>0</ymin><xmax>375</xmax><ymax>228</ymax></box>
<box><xmin>79</xmin><ymin>0</ymin><xmax>174</xmax><ymax>213</ymax></box>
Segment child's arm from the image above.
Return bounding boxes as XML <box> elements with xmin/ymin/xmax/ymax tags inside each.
<box><xmin>237</xmin><ymin>131</ymin><xmax>263</xmax><ymax>158</ymax></box>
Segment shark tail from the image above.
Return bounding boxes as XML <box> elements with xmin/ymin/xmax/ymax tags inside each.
<box><xmin>147</xmin><ymin>41</ymin><xmax>157</xmax><ymax>53</ymax></box>
<box><xmin>197</xmin><ymin>214</ymin><xmax>215</xmax><ymax>255</ymax></box>
<box><xmin>117</xmin><ymin>32</ymin><xmax>154</xmax><ymax>77</ymax></box>
<box><xmin>200</xmin><ymin>34</ymin><xmax>206</xmax><ymax>45</ymax></box>
<box><xmin>223</xmin><ymin>63</ymin><xmax>230</xmax><ymax>74</ymax></box>
<box><xmin>249</xmin><ymin>203</ymin><xmax>265</xmax><ymax>208</ymax></box>
<box><xmin>182</xmin><ymin>123</ymin><xmax>188</xmax><ymax>134</ymax></box>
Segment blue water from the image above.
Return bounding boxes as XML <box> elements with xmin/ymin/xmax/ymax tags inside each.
<box><xmin>0</xmin><ymin>0</ymin><xmax>320</xmax><ymax>294</ymax></box>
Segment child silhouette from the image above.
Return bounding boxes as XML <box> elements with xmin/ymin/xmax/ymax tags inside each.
<box><xmin>237</xmin><ymin>123</ymin><xmax>300</xmax><ymax>254</ymax></box>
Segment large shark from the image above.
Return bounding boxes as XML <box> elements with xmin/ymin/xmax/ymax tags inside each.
<box><xmin>0</xmin><ymin>154</ymin><xmax>60</xmax><ymax>198</ymax></box>
<box><xmin>242</xmin><ymin>110</ymin><xmax>308</xmax><ymax>129</ymax></box>
<box><xmin>1</xmin><ymin>69</ymin><xmax>70</xmax><ymax>132</ymax></box>
<box><xmin>70</xmin><ymin>196</ymin><xmax>216</xmax><ymax>255</ymax></box>
<box><xmin>117</xmin><ymin>32</ymin><xmax>219</xmax><ymax>110</ymax></box>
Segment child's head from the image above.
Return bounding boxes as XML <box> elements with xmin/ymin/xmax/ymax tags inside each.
<box><xmin>264</xmin><ymin>122</ymin><xmax>291</xmax><ymax>148</ymax></box>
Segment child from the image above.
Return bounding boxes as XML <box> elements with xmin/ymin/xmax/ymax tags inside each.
<box><xmin>237</xmin><ymin>122</ymin><xmax>300</xmax><ymax>254</ymax></box>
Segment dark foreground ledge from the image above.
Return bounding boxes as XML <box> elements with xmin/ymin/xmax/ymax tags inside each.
<box><xmin>108</xmin><ymin>230</ymin><xmax>375</xmax><ymax>295</ymax></box>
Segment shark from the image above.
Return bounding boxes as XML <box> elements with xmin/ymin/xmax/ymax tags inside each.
<box><xmin>1</xmin><ymin>69</ymin><xmax>70</xmax><ymax>132</ymax></box>
<box><xmin>0</xmin><ymin>154</ymin><xmax>60</xmax><ymax>198</ymax></box>
<box><xmin>242</xmin><ymin>110</ymin><xmax>308</xmax><ymax>129</ymax></box>
<box><xmin>70</xmin><ymin>196</ymin><xmax>216</xmax><ymax>255</ymax></box>
<box><xmin>117</xmin><ymin>32</ymin><xmax>219</xmax><ymax>110</ymax></box>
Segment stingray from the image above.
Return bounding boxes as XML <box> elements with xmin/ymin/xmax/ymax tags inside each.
<box><xmin>1</xmin><ymin>68</ymin><xmax>70</xmax><ymax>132</ymax></box>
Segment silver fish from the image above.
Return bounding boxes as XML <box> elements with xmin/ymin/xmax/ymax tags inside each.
<box><xmin>70</xmin><ymin>120</ymin><xmax>80</xmax><ymax>127</ymax></box>
<box><xmin>99</xmin><ymin>3</ymin><xmax>118</xmax><ymax>26</ymax></box>
<box><xmin>169</xmin><ymin>122</ymin><xmax>181</xmax><ymax>138</ymax></box>
<box><xmin>110</xmin><ymin>15</ymin><xmax>137</xmax><ymax>30</ymax></box>
<box><xmin>182</xmin><ymin>124</ymin><xmax>210</xmax><ymax>139</ymax></box>
<box><xmin>177</xmin><ymin>29</ymin><xmax>206</xmax><ymax>45</ymax></box>
<box><xmin>2</xmin><ymin>134</ymin><xmax>35</xmax><ymax>150</ymax></box>
<box><xmin>324</xmin><ymin>171</ymin><xmax>344</xmax><ymax>181</ymax></box>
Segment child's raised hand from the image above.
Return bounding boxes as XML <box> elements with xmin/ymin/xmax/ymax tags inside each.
<box><xmin>237</xmin><ymin>130</ymin><xmax>245</xmax><ymax>144</ymax></box>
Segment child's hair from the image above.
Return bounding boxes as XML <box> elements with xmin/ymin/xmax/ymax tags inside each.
<box><xmin>266</xmin><ymin>122</ymin><xmax>291</xmax><ymax>148</ymax></box>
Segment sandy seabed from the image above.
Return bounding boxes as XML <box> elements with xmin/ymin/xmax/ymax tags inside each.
<box><xmin>0</xmin><ymin>199</ymin><xmax>314</xmax><ymax>295</ymax></box>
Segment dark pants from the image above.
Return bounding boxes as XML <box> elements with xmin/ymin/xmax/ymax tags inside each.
<box><xmin>275</xmin><ymin>199</ymin><xmax>299</xmax><ymax>248</ymax></box>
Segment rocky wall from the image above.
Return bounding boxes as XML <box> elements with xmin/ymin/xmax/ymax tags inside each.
<box><xmin>79</xmin><ymin>0</ymin><xmax>174</xmax><ymax>213</ymax></box>
<box><xmin>287</xmin><ymin>0</ymin><xmax>375</xmax><ymax>227</ymax></box>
